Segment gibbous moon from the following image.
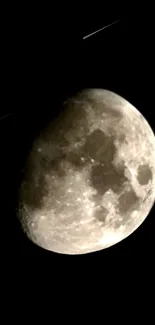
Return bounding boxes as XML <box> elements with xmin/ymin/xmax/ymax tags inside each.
<box><xmin>18</xmin><ymin>89</ymin><xmax>155</xmax><ymax>254</ymax></box>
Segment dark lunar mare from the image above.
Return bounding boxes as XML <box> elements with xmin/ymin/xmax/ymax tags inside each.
<box><xmin>81</xmin><ymin>128</ymin><xmax>141</xmax><ymax>224</ymax></box>
<box><xmin>137</xmin><ymin>164</ymin><xmax>153</xmax><ymax>185</ymax></box>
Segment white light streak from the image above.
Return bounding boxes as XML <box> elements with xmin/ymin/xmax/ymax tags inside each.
<box><xmin>83</xmin><ymin>20</ymin><xmax>120</xmax><ymax>40</ymax></box>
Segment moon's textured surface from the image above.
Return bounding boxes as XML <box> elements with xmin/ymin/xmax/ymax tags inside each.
<box><xmin>18</xmin><ymin>89</ymin><xmax>155</xmax><ymax>254</ymax></box>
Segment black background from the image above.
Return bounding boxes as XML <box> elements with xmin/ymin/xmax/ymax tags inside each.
<box><xmin>2</xmin><ymin>7</ymin><xmax>155</xmax><ymax>258</ymax></box>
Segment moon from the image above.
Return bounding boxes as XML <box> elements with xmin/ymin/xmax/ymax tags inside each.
<box><xmin>18</xmin><ymin>89</ymin><xmax>155</xmax><ymax>254</ymax></box>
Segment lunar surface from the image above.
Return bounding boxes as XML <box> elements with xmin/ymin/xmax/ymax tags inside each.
<box><xmin>18</xmin><ymin>89</ymin><xmax>155</xmax><ymax>254</ymax></box>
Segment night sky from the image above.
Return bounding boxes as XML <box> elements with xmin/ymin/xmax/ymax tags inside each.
<box><xmin>2</xmin><ymin>7</ymin><xmax>155</xmax><ymax>258</ymax></box>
